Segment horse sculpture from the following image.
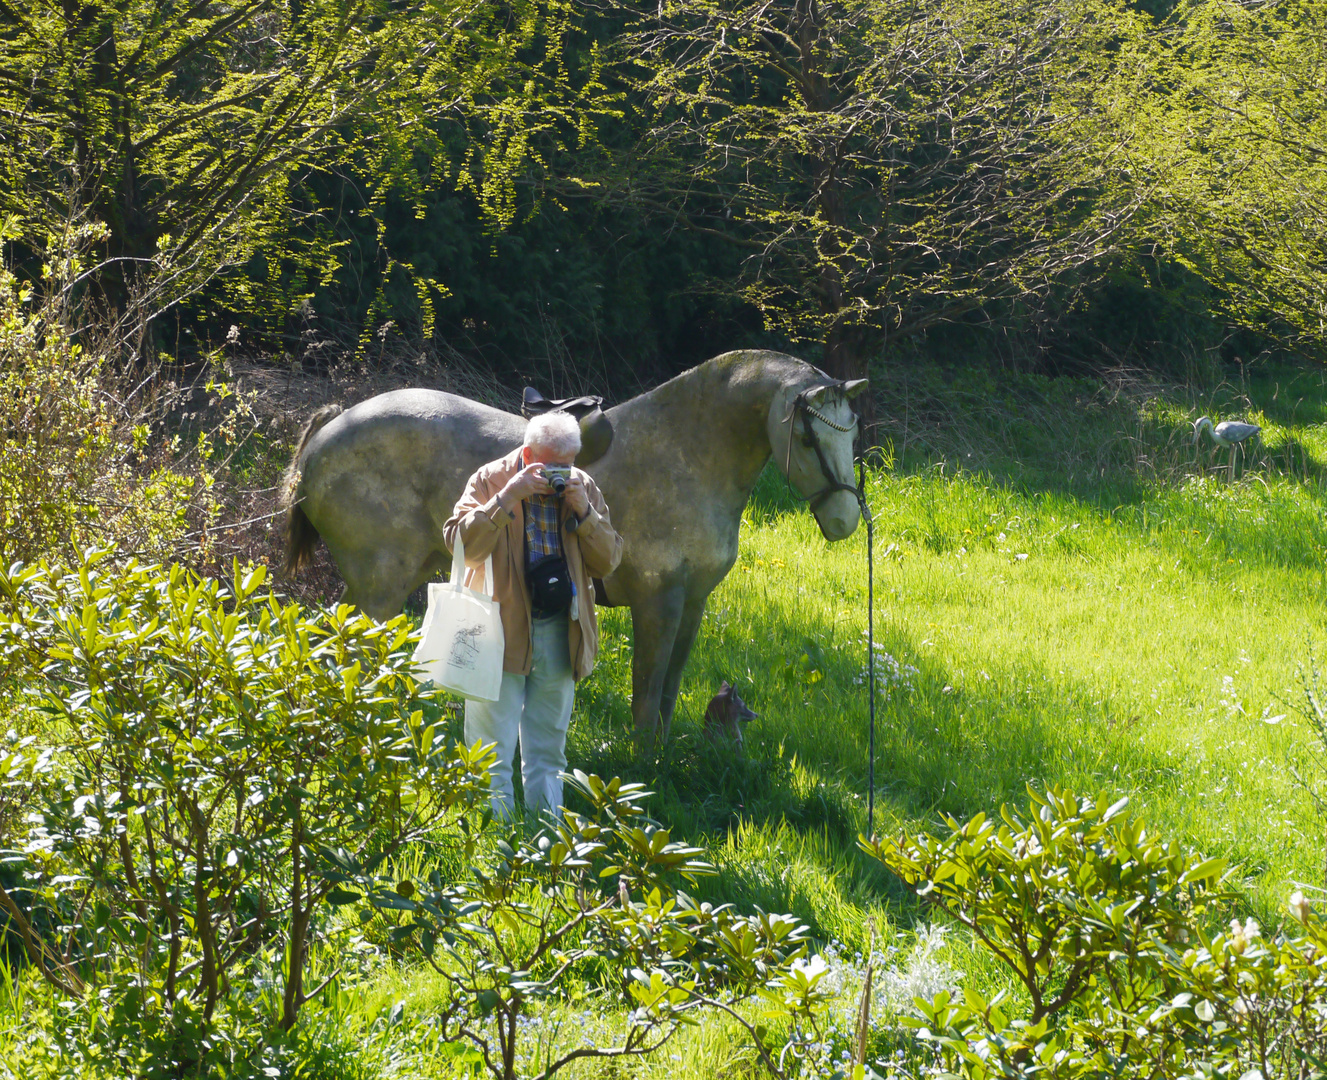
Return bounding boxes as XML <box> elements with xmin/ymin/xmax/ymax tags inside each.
<box><xmin>283</xmin><ymin>350</ymin><xmax>865</xmax><ymax>750</ymax></box>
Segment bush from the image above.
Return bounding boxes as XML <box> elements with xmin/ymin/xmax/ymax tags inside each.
<box><xmin>862</xmin><ymin>786</ymin><xmax>1327</xmax><ymax>1078</ymax></box>
<box><xmin>0</xmin><ymin>551</ymin><xmax>492</xmax><ymax>1074</ymax></box>
<box><xmin>0</xmin><ymin>222</ymin><xmax>247</xmax><ymax>569</ymax></box>
<box><xmin>0</xmin><ymin>550</ymin><xmax>849</xmax><ymax>1079</ymax></box>
<box><xmin>384</xmin><ymin>770</ymin><xmax>830</xmax><ymax>1080</ymax></box>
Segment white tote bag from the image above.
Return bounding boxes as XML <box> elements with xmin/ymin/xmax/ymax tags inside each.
<box><xmin>412</xmin><ymin>533</ymin><xmax>505</xmax><ymax>701</ymax></box>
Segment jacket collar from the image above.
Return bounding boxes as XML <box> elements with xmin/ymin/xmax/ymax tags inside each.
<box><xmin>501</xmin><ymin>446</ymin><xmax>525</xmax><ymax>476</ymax></box>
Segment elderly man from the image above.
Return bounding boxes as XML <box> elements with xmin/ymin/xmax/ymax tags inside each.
<box><xmin>443</xmin><ymin>412</ymin><xmax>623</xmax><ymax>818</ymax></box>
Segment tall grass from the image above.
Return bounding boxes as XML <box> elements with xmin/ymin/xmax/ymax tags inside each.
<box><xmin>872</xmin><ymin>360</ymin><xmax>1327</xmax><ymax>496</ymax></box>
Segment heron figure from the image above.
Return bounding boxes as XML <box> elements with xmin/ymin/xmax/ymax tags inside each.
<box><xmin>1193</xmin><ymin>415</ymin><xmax>1260</xmax><ymax>480</ymax></box>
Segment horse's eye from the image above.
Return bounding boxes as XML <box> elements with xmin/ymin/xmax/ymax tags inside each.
<box><xmin>801</xmin><ymin>435</ymin><xmax>815</xmax><ymax>448</ymax></box>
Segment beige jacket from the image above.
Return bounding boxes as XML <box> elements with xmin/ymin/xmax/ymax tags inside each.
<box><xmin>442</xmin><ymin>449</ymin><xmax>624</xmax><ymax>680</ymax></box>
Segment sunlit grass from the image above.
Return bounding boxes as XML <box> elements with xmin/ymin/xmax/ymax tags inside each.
<box><xmin>564</xmin><ymin>362</ymin><xmax>1327</xmax><ymax>956</ymax></box>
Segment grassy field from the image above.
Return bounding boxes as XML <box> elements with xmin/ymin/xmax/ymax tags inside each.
<box><xmin>6</xmin><ymin>358</ymin><xmax>1327</xmax><ymax>1077</ymax></box>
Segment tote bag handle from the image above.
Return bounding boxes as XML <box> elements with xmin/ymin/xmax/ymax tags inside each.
<box><xmin>451</xmin><ymin>531</ymin><xmax>495</xmax><ymax>600</ymax></box>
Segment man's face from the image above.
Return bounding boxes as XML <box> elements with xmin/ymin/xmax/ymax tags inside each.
<box><xmin>523</xmin><ymin>443</ymin><xmax>576</xmax><ymax>468</ymax></box>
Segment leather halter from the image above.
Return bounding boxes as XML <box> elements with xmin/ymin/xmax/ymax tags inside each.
<box><xmin>783</xmin><ymin>381</ymin><xmax>862</xmax><ymax>511</ymax></box>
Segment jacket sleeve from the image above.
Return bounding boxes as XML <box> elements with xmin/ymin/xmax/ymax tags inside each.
<box><xmin>443</xmin><ymin>467</ymin><xmax>515</xmax><ymax>564</ymax></box>
<box><xmin>574</xmin><ymin>478</ymin><xmax>624</xmax><ymax>579</ymax></box>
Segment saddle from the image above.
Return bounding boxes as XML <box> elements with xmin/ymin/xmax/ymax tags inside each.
<box><xmin>521</xmin><ymin>387</ymin><xmax>614</xmax><ymax>468</ymax></box>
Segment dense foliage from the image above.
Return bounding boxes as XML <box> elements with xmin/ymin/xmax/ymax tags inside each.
<box><xmin>2</xmin><ymin>0</ymin><xmax>1322</xmax><ymax>385</ymax></box>
<box><xmin>0</xmin><ymin>554</ymin><xmax>493</xmax><ymax>1069</ymax></box>
<box><xmin>1139</xmin><ymin>0</ymin><xmax>1327</xmax><ymax>352</ymax></box>
<box><xmin>0</xmin><ymin>0</ymin><xmax>606</xmax><ymax>331</ymax></box>
<box><xmin>0</xmin><ymin>220</ymin><xmax>236</xmax><ymax>568</ymax></box>
<box><xmin>866</xmin><ymin>788</ymin><xmax>1327</xmax><ymax>1078</ymax></box>
<box><xmin>0</xmin><ymin>552</ymin><xmax>836</xmax><ymax>1077</ymax></box>
<box><xmin>611</xmin><ymin>0</ymin><xmax>1150</xmax><ymax>381</ymax></box>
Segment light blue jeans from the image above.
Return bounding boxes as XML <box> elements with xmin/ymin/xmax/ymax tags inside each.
<box><xmin>464</xmin><ymin>614</ymin><xmax>574</xmax><ymax>818</ymax></box>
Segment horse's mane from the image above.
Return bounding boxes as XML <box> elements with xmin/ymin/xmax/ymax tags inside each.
<box><xmin>619</xmin><ymin>350</ymin><xmax>821</xmax><ymax>411</ymax></box>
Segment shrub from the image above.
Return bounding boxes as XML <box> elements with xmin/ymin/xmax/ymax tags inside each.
<box><xmin>862</xmin><ymin>786</ymin><xmax>1327</xmax><ymax>1078</ymax></box>
<box><xmin>0</xmin><ymin>221</ymin><xmax>247</xmax><ymax>569</ymax></box>
<box><xmin>376</xmin><ymin>771</ymin><xmax>836</xmax><ymax>1080</ymax></box>
<box><xmin>0</xmin><ymin>551</ymin><xmax>491</xmax><ymax>1073</ymax></box>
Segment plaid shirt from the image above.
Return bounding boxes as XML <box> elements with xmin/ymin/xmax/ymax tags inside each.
<box><xmin>524</xmin><ymin>493</ymin><xmax>562</xmax><ymax>565</ymax></box>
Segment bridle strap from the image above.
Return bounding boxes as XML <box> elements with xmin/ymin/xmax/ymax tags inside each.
<box><xmin>784</xmin><ymin>382</ymin><xmax>862</xmax><ymax>511</ymax></box>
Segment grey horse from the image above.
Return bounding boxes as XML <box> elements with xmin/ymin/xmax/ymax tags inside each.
<box><xmin>283</xmin><ymin>350</ymin><xmax>866</xmax><ymax>749</ymax></box>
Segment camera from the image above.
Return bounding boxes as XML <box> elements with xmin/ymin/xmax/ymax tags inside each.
<box><xmin>542</xmin><ymin>464</ymin><xmax>571</xmax><ymax>496</ymax></box>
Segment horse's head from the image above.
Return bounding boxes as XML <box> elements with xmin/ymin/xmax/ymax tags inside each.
<box><xmin>767</xmin><ymin>376</ymin><xmax>868</xmax><ymax>541</ymax></box>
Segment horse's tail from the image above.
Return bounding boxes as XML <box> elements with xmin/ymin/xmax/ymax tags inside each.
<box><xmin>281</xmin><ymin>404</ymin><xmax>343</xmax><ymax>576</ymax></box>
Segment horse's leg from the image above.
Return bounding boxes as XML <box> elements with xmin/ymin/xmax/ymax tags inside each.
<box><xmin>629</xmin><ymin>585</ymin><xmax>686</xmax><ymax>755</ymax></box>
<box><xmin>657</xmin><ymin>594</ymin><xmax>708</xmax><ymax>744</ymax></box>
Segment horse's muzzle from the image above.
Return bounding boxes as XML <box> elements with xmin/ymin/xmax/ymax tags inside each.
<box><xmin>814</xmin><ymin>493</ymin><xmax>861</xmax><ymax>541</ymax></box>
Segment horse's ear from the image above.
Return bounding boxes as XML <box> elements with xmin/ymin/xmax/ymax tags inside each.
<box><xmin>805</xmin><ymin>379</ymin><xmax>868</xmax><ymax>403</ymax></box>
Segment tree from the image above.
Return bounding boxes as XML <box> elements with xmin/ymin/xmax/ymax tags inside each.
<box><xmin>609</xmin><ymin>0</ymin><xmax>1150</xmax><ymax>385</ymax></box>
<box><xmin>1138</xmin><ymin>0</ymin><xmax>1327</xmax><ymax>352</ymax></box>
<box><xmin>0</xmin><ymin>218</ymin><xmax>237</xmax><ymax>568</ymax></box>
<box><xmin>0</xmin><ymin>0</ymin><xmax>600</xmax><ymax>326</ymax></box>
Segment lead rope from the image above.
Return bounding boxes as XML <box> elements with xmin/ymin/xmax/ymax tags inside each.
<box><xmin>857</xmin><ymin>456</ymin><xmax>876</xmax><ymax>837</ymax></box>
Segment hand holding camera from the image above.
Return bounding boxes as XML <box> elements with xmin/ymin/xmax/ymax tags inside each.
<box><xmin>499</xmin><ymin>462</ymin><xmax>552</xmax><ymax>506</ymax></box>
<box><xmin>542</xmin><ymin>464</ymin><xmax>589</xmax><ymax>520</ymax></box>
<box><xmin>498</xmin><ymin>461</ymin><xmax>589</xmax><ymax>521</ymax></box>
<box><xmin>541</xmin><ymin>464</ymin><xmax>571</xmax><ymax>496</ymax></box>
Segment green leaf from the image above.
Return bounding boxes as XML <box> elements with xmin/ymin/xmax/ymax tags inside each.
<box><xmin>1181</xmin><ymin>857</ymin><xmax>1226</xmax><ymax>885</ymax></box>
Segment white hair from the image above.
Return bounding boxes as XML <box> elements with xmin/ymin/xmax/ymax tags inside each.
<box><xmin>524</xmin><ymin>412</ymin><xmax>582</xmax><ymax>457</ymax></box>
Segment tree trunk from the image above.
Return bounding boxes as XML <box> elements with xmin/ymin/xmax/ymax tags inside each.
<box><xmin>791</xmin><ymin>0</ymin><xmax>875</xmax><ymax>429</ymax></box>
<box><xmin>189</xmin><ymin>800</ymin><xmax>221</xmax><ymax>1021</ymax></box>
<box><xmin>68</xmin><ymin>2</ymin><xmax>146</xmax><ymax>316</ymax></box>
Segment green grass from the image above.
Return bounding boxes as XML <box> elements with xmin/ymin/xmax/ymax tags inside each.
<box><xmin>7</xmin><ymin>358</ymin><xmax>1327</xmax><ymax>1076</ymax></box>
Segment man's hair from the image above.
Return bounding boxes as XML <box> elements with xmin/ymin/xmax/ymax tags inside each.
<box><xmin>524</xmin><ymin>412</ymin><xmax>582</xmax><ymax>458</ymax></box>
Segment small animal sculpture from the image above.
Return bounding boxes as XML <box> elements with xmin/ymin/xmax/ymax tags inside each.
<box><xmin>1193</xmin><ymin>415</ymin><xmax>1260</xmax><ymax>448</ymax></box>
<box><xmin>702</xmin><ymin>681</ymin><xmax>759</xmax><ymax>752</ymax></box>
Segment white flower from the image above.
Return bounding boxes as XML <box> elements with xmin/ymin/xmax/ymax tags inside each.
<box><xmin>1228</xmin><ymin>917</ymin><xmax>1259</xmax><ymax>955</ymax></box>
<box><xmin>878</xmin><ymin>924</ymin><xmax>961</xmax><ymax>1013</ymax></box>
<box><xmin>856</xmin><ymin>637</ymin><xmax>919</xmax><ymax>697</ymax></box>
<box><xmin>1219</xmin><ymin>675</ymin><xmax>1245</xmax><ymax>717</ymax></box>
<box><xmin>1290</xmin><ymin>890</ymin><xmax>1312</xmax><ymax>923</ymax></box>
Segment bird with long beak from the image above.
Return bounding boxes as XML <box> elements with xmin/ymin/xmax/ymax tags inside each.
<box><xmin>1194</xmin><ymin>415</ymin><xmax>1260</xmax><ymax>481</ymax></box>
<box><xmin>1193</xmin><ymin>416</ymin><xmax>1261</xmax><ymax>448</ymax></box>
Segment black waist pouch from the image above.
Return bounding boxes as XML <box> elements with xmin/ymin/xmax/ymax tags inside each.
<box><xmin>528</xmin><ymin>554</ymin><xmax>573</xmax><ymax>617</ymax></box>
